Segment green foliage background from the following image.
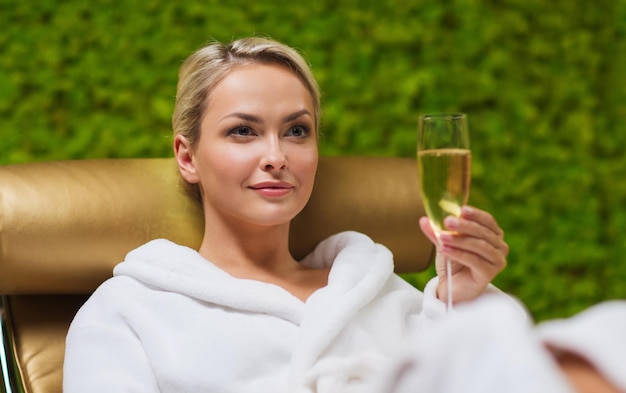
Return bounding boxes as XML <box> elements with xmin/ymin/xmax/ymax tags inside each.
<box><xmin>2</xmin><ymin>0</ymin><xmax>625</xmax><ymax>321</ymax></box>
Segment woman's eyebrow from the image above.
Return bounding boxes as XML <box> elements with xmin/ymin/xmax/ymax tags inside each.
<box><xmin>283</xmin><ymin>109</ymin><xmax>312</xmax><ymax>122</ymax></box>
<box><xmin>220</xmin><ymin>110</ymin><xmax>312</xmax><ymax>123</ymax></box>
<box><xmin>220</xmin><ymin>112</ymin><xmax>263</xmax><ymax>123</ymax></box>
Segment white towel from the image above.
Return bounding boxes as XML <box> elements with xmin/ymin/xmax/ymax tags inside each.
<box><xmin>371</xmin><ymin>295</ymin><xmax>626</xmax><ymax>393</ymax></box>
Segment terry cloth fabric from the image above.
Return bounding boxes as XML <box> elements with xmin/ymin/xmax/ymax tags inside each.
<box><xmin>63</xmin><ymin>231</ymin><xmax>520</xmax><ymax>393</ymax></box>
<box><xmin>370</xmin><ymin>296</ymin><xmax>626</xmax><ymax>393</ymax></box>
<box><xmin>537</xmin><ymin>300</ymin><xmax>626</xmax><ymax>391</ymax></box>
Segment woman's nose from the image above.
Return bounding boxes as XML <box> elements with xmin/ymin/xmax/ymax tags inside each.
<box><xmin>260</xmin><ymin>138</ymin><xmax>287</xmax><ymax>171</ymax></box>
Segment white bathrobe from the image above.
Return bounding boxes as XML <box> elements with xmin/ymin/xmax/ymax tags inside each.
<box><xmin>63</xmin><ymin>231</ymin><xmax>512</xmax><ymax>393</ymax></box>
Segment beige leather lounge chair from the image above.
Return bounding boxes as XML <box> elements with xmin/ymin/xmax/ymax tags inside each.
<box><xmin>0</xmin><ymin>156</ymin><xmax>434</xmax><ymax>393</ymax></box>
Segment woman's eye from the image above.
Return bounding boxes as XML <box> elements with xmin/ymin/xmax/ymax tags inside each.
<box><xmin>229</xmin><ymin>126</ymin><xmax>253</xmax><ymax>137</ymax></box>
<box><xmin>287</xmin><ymin>125</ymin><xmax>309</xmax><ymax>137</ymax></box>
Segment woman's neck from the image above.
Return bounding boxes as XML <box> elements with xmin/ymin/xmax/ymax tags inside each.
<box><xmin>198</xmin><ymin>219</ymin><xmax>294</xmax><ymax>272</ymax></box>
<box><xmin>197</xmin><ymin>219</ymin><xmax>330</xmax><ymax>302</ymax></box>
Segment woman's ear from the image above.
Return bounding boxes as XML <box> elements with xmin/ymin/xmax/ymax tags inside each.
<box><xmin>174</xmin><ymin>134</ymin><xmax>200</xmax><ymax>184</ymax></box>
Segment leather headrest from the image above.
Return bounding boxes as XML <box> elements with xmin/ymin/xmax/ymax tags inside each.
<box><xmin>0</xmin><ymin>156</ymin><xmax>433</xmax><ymax>294</ymax></box>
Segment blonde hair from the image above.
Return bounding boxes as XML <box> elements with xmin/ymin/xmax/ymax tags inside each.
<box><xmin>172</xmin><ymin>37</ymin><xmax>321</xmax><ymax>148</ymax></box>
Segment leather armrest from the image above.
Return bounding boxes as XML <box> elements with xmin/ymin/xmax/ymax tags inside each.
<box><xmin>1</xmin><ymin>295</ymin><xmax>88</xmax><ymax>393</ymax></box>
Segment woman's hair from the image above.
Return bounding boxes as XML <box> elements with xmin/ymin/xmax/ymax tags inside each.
<box><xmin>172</xmin><ymin>37</ymin><xmax>321</xmax><ymax>203</ymax></box>
<box><xmin>172</xmin><ymin>36</ymin><xmax>321</xmax><ymax>148</ymax></box>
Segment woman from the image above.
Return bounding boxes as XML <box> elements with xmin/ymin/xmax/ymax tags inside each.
<box><xmin>63</xmin><ymin>37</ymin><xmax>513</xmax><ymax>392</ymax></box>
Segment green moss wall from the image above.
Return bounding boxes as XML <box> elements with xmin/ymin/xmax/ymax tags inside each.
<box><xmin>2</xmin><ymin>0</ymin><xmax>625</xmax><ymax>321</ymax></box>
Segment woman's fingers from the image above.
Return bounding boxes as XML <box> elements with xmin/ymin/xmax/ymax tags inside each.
<box><xmin>419</xmin><ymin>205</ymin><xmax>509</xmax><ymax>273</ymax></box>
<box><xmin>440</xmin><ymin>235</ymin><xmax>506</xmax><ymax>276</ymax></box>
<box><xmin>442</xmin><ymin>206</ymin><xmax>509</xmax><ymax>257</ymax></box>
<box><xmin>419</xmin><ymin>216</ymin><xmax>438</xmax><ymax>245</ymax></box>
<box><xmin>419</xmin><ymin>206</ymin><xmax>510</xmax><ymax>304</ymax></box>
<box><xmin>460</xmin><ymin>206</ymin><xmax>504</xmax><ymax>237</ymax></box>
<box><xmin>440</xmin><ymin>232</ymin><xmax>506</xmax><ymax>268</ymax></box>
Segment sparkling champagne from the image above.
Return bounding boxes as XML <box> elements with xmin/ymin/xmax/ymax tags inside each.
<box><xmin>418</xmin><ymin>148</ymin><xmax>471</xmax><ymax>232</ymax></box>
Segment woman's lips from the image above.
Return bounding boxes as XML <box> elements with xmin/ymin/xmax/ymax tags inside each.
<box><xmin>248</xmin><ymin>182</ymin><xmax>294</xmax><ymax>197</ymax></box>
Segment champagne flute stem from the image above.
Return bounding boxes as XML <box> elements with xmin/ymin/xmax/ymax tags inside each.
<box><xmin>435</xmin><ymin>231</ymin><xmax>453</xmax><ymax>312</ymax></box>
<box><xmin>445</xmin><ymin>256</ymin><xmax>453</xmax><ymax>312</ymax></box>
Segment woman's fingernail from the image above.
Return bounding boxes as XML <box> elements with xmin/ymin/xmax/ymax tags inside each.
<box><xmin>439</xmin><ymin>233</ymin><xmax>453</xmax><ymax>242</ymax></box>
<box><xmin>462</xmin><ymin>206</ymin><xmax>474</xmax><ymax>215</ymax></box>
<box><xmin>444</xmin><ymin>217</ymin><xmax>459</xmax><ymax>229</ymax></box>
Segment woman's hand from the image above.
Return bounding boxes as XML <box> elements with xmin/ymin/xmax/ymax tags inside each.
<box><xmin>419</xmin><ymin>205</ymin><xmax>509</xmax><ymax>304</ymax></box>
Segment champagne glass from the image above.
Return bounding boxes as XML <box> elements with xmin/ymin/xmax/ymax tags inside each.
<box><xmin>417</xmin><ymin>113</ymin><xmax>471</xmax><ymax>311</ymax></box>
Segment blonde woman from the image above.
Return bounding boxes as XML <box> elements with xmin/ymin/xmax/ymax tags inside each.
<box><xmin>64</xmin><ymin>37</ymin><xmax>513</xmax><ymax>392</ymax></box>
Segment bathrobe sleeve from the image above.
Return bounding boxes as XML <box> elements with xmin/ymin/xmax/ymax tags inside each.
<box><xmin>413</xmin><ymin>276</ymin><xmax>527</xmax><ymax>333</ymax></box>
<box><xmin>63</xmin><ymin>289</ymin><xmax>160</xmax><ymax>392</ymax></box>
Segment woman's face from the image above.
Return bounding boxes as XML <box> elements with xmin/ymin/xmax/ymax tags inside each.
<box><xmin>176</xmin><ymin>63</ymin><xmax>318</xmax><ymax>228</ymax></box>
